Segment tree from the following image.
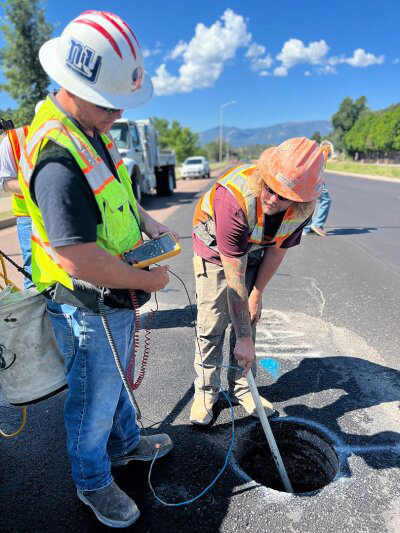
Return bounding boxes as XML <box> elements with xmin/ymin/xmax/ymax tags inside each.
<box><xmin>0</xmin><ymin>0</ymin><xmax>53</xmax><ymax>126</ymax></box>
<box><xmin>344</xmin><ymin>104</ymin><xmax>400</xmax><ymax>157</ymax></box>
<box><xmin>153</xmin><ymin>117</ymin><xmax>204</xmax><ymax>162</ymax></box>
<box><xmin>311</xmin><ymin>131</ymin><xmax>322</xmax><ymax>143</ymax></box>
<box><xmin>203</xmin><ymin>140</ymin><xmax>220</xmax><ymax>162</ymax></box>
<box><xmin>331</xmin><ymin>96</ymin><xmax>368</xmax><ymax>153</ymax></box>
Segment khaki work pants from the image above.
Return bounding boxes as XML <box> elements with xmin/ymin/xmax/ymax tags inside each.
<box><xmin>193</xmin><ymin>254</ymin><xmax>259</xmax><ymax>402</ymax></box>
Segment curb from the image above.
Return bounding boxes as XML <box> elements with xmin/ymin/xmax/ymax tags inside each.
<box><xmin>0</xmin><ymin>217</ymin><xmax>16</xmax><ymax>230</ymax></box>
<box><xmin>325</xmin><ymin>169</ymin><xmax>400</xmax><ymax>184</ymax></box>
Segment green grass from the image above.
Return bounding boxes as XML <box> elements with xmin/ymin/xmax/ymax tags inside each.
<box><xmin>326</xmin><ymin>161</ymin><xmax>400</xmax><ymax>179</ymax></box>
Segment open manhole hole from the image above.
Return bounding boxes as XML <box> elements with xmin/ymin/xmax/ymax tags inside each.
<box><xmin>236</xmin><ymin>420</ymin><xmax>339</xmax><ymax>494</ymax></box>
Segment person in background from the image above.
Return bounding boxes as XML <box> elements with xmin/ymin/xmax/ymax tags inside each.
<box><xmin>0</xmin><ymin>121</ymin><xmax>31</xmax><ymax>287</ymax></box>
<box><xmin>190</xmin><ymin>138</ymin><xmax>332</xmax><ymax>425</ymax></box>
<box><xmin>18</xmin><ymin>11</ymin><xmax>176</xmax><ymax>528</ymax></box>
<box><xmin>303</xmin><ymin>141</ymin><xmax>334</xmax><ymax>237</ymax></box>
<box><xmin>0</xmin><ymin>101</ymin><xmax>44</xmax><ymax>288</ymax></box>
<box><xmin>302</xmin><ymin>182</ymin><xmax>332</xmax><ymax>237</ymax></box>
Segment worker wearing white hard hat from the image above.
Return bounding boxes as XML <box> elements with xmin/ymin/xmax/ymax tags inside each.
<box><xmin>18</xmin><ymin>11</ymin><xmax>177</xmax><ymax>528</ymax></box>
<box><xmin>39</xmin><ymin>10</ymin><xmax>153</xmax><ymax>110</ymax></box>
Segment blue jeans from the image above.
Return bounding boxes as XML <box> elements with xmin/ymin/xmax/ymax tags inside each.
<box><xmin>304</xmin><ymin>183</ymin><xmax>332</xmax><ymax>232</ymax></box>
<box><xmin>46</xmin><ymin>300</ymin><xmax>140</xmax><ymax>491</ymax></box>
<box><xmin>16</xmin><ymin>216</ymin><xmax>34</xmax><ymax>289</ymax></box>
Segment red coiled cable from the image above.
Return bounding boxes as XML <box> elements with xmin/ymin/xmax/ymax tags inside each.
<box><xmin>127</xmin><ymin>289</ymin><xmax>156</xmax><ymax>390</ymax></box>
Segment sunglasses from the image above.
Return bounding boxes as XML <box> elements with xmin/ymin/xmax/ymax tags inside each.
<box><xmin>263</xmin><ymin>184</ymin><xmax>291</xmax><ymax>202</ymax></box>
<box><xmin>95</xmin><ymin>104</ymin><xmax>122</xmax><ymax>114</ymax></box>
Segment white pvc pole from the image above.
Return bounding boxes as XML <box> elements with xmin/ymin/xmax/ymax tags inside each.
<box><xmin>246</xmin><ymin>369</ymin><xmax>294</xmax><ymax>493</ymax></box>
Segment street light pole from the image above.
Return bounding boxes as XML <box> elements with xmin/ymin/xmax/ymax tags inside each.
<box><xmin>226</xmin><ymin>130</ymin><xmax>235</xmax><ymax>162</ymax></box>
<box><xmin>219</xmin><ymin>100</ymin><xmax>236</xmax><ymax>163</ymax></box>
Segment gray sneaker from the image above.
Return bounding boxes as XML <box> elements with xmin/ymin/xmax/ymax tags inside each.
<box><xmin>111</xmin><ymin>433</ymin><xmax>173</xmax><ymax>466</ymax></box>
<box><xmin>77</xmin><ymin>481</ymin><xmax>140</xmax><ymax>528</ymax></box>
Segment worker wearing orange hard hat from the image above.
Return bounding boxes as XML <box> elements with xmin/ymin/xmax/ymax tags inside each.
<box><xmin>191</xmin><ymin>137</ymin><xmax>331</xmax><ymax>425</ymax></box>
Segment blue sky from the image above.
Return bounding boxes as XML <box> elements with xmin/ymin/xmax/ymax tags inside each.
<box><xmin>1</xmin><ymin>0</ymin><xmax>399</xmax><ymax>133</ymax></box>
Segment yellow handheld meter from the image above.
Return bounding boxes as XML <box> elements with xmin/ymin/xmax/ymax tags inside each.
<box><xmin>122</xmin><ymin>232</ymin><xmax>181</xmax><ymax>268</ymax></box>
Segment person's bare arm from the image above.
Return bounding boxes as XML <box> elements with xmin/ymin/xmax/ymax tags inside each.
<box><xmin>3</xmin><ymin>178</ymin><xmax>22</xmax><ymax>194</ymax></box>
<box><xmin>248</xmin><ymin>246</ymin><xmax>287</xmax><ymax>324</ymax></box>
<box><xmin>220</xmin><ymin>252</ymin><xmax>254</xmax><ymax>374</ymax></box>
<box><xmin>54</xmin><ymin>242</ymin><xmax>169</xmax><ymax>292</ymax></box>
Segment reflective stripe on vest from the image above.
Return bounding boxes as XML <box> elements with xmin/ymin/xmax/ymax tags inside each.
<box><xmin>18</xmin><ymin>97</ymin><xmax>142</xmax><ymax>292</ymax></box>
<box><xmin>193</xmin><ymin>164</ymin><xmax>309</xmax><ymax>249</ymax></box>
<box><xmin>7</xmin><ymin>127</ymin><xmax>30</xmax><ymax>216</ymax></box>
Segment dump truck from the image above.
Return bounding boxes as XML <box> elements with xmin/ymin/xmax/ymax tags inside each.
<box><xmin>110</xmin><ymin>117</ymin><xmax>176</xmax><ymax>203</ymax></box>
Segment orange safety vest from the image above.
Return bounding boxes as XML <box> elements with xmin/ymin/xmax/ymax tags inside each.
<box><xmin>7</xmin><ymin>126</ymin><xmax>30</xmax><ymax>217</ymax></box>
<box><xmin>193</xmin><ymin>164</ymin><xmax>313</xmax><ymax>251</ymax></box>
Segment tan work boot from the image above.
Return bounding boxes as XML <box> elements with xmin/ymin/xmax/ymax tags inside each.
<box><xmin>229</xmin><ymin>391</ymin><xmax>275</xmax><ymax>418</ymax></box>
<box><xmin>310</xmin><ymin>225</ymin><xmax>327</xmax><ymax>237</ymax></box>
<box><xmin>190</xmin><ymin>395</ymin><xmax>216</xmax><ymax>425</ymax></box>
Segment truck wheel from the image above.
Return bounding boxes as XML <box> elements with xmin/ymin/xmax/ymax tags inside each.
<box><xmin>131</xmin><ymin>169</ymin><xmax>142</xmax><ymax>204</ymax></box>
<box><xmin>156</xmin><ymin>166</ymin><xmax>174</xmax><ymax>196</ymax></box>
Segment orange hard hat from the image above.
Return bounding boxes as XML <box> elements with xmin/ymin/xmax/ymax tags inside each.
<box><xmin>256</xmin><ymin>137</ymin><xmax>330</xmax><ymax>202</ymax></box>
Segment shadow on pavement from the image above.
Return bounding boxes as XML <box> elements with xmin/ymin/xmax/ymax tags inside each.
<box><xmin>259</xmin><ymin>356</ymin><xmax>400</xmax><ymax>472</ymax></box>
<box><xmin>140</xmin><ymin>190</ymin><xmax>204</xmax><ymax>212</ymax></box>
<box><xmin>143</xmin><ymin>305</ymin><xmax>197</xmax><ymax>329</ymax></box>
<box><xmin>327</xmin><ymin>227</ymin><xmax>378</xmax><ymax>236</ymax></box>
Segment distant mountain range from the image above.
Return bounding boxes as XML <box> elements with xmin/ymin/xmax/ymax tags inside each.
<box><xmin>198</xmin><ymin>120</ymin><xmax>332</xmax><ymax>147</ymax></box>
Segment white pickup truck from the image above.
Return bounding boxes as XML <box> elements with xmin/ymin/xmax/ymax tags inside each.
<box><xmin>181</xmin><ymin>156</ymin><xmax>210</xmax><ymax>179</ymax></box>
<box><xmin>110</xmin><ymin>118</ymin><xmax>176</xmax><ymax>203</ymax></box>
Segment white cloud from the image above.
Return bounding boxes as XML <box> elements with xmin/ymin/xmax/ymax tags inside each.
<box><xmin>393</xmin><ymin>58</ymin><xmax>400</xmax><ymax>64</ymax></box>
<box><xmin>245</xmin><ymin>42</ymin><xmax>274</xmax><ymax>73</ymax></box>
<box><xmin>167</xmin><ymin>40</ymin><xmax>188</xmax><ymax>60</ymax></box>
<box><xmin>317</xmin><ymin>64</ymin><xmax>337</xmax><ymax>75</ymax></box>
<box><xmin>152</xmin><ymin>9</ymin><xmax>251</xmax><ymax>95</ymax></box>
<box><xmin>343</xmin><ymin>48</ymin><xmax>384</xmax><ymax>67</ymax></box>
<box><xmin>245</xmin><ymin>43</ymin><xmax>265</xmax><ymax>59</ymax></box>
<box><xmin>327</xmin><ymin>48</ymin><xmax>384</xmax><ymax>69</ymax></box>
<box><xmin>249</xmin><ymin>53</ymin><xmax>273</xmax><ymax>72</ymax></box>
<box><xmin>142</xmin><ymin>42</ymin><xmax>163</xmax><ymax>58</ymax></box>
<box><xmin>274</xmin><ymin>66</ymin><xmax>288</xmax><ymax>77</ymax></box>
<box><xmin>152</xmin><ymin>12</ymin><xmax>387</xmax><ymax>94</ymax></box>
<box><xmin>276</xmin><ymin>38</ymin><xmax>329</xmax><ymax>68</ymax></box>
<box><xmin>273</xmin><ymin>39</ymin><xmax>384</xmax><ymax>75</ymax></box>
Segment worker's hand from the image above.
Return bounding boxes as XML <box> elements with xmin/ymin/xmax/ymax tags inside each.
<box><xmin>248</xmin><ymin>288</ymin><xmax>262</xmax><ymax>325</ymax></box>
<box><xmin>145</xmin><ymin>265</ymin><xmax>170</xmax><ymax>292</ymax></box>
<box><xmin>234</xmin><ymin>336</ymin><xmax>255</xmax><ymax>375</ymax></box>
<box><xmin>145</xmin><ymin>219</ymin><xmax>179</xmax><ymax>241</ymax></box>
<box><xmin>137</xmin><ymin>204</ymin><xmax>179</xmax><ymax>241</ymax></box>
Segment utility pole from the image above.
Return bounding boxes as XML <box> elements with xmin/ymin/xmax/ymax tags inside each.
<box><xmin>219</xmin><ymin>101</ymin><xmax>236</xmax><ymax>163</ymax></box>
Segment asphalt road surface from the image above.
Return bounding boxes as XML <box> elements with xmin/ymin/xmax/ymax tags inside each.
<box><xmin>0</xmin><ymin>171</ymin><xmax>399</xmax><ymax>532</ymax></box>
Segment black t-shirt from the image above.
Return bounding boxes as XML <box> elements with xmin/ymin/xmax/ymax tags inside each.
<box><xmin>31</xmin><ymin>133</ymin><xmax>117</xmax><ymax>247</ymax></box>
<box><xmin>263</xmin><ymin>210</ymin><xmax>311</xmax><ymax>247</ymax></box>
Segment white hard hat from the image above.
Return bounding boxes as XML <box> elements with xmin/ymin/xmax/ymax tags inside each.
<box><xmin>39</xmin><ymin>10</ymin><xmax>153</xmax><ymax>109</ymax></box>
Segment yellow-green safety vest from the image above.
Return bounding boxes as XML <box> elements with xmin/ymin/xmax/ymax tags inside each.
<box><xmin>18</xmin><ymin>97</ymin><xmax>142</xmax><ymax>292</ymax></box>
<box><xmin>7</xmin><ymin>126</ymin><xmax>30</xmax><ymax>217</ymax></box>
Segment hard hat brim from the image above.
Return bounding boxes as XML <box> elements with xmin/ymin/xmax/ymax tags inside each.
<box><xmin>39</xmin><ymin>38</ymin><xmax>154</xmax><ymax>109</ymax></box>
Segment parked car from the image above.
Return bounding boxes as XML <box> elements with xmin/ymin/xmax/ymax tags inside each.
<box><xmin>181</xmin><ymin>156</ymin><xmax>210</xmax><ymax>179</ymax></box>
<box><xmin>110</xmin><ymin>118</ymin><xmax>176</xmax><ymax>203</ymax></box>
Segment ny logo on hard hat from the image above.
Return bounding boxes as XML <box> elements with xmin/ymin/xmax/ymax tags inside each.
<box><xmin>66</xmin><ymin>38</ymin><xmax>102</xmax><ymax>83</ymax></box>
<box><xmin>131</xmin><ymin>66</ymin><xmax>143</xmax><ymax>92</ymax></box>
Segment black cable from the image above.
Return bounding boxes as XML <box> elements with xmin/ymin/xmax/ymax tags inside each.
<box><xmin>0</xmin><ymin>248</ymin><xmax>32</xmax><ymax>281</ymax></box>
